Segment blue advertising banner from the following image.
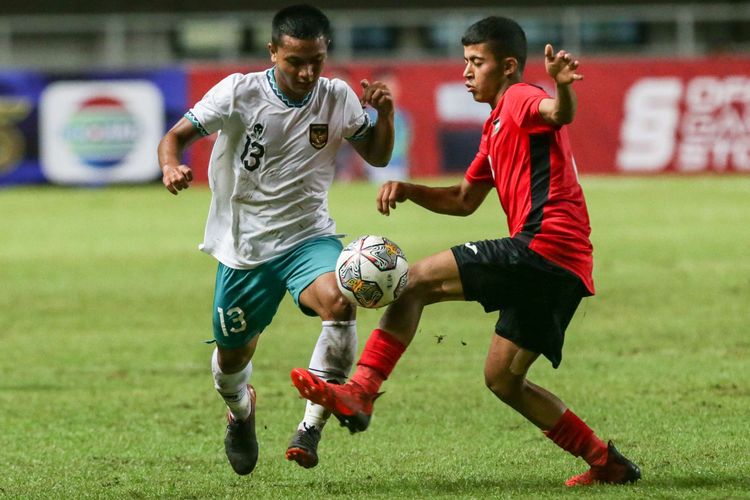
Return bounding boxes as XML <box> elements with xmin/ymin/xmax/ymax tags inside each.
<box><xmin>0</xmin><ymin>72</ymin><xmax>45</xmax><ymax>185</ymax></box>
<box><xmin>0</xmin><ymin>68</ymin><xmax>186</xmax><ymax>187</ymax></box>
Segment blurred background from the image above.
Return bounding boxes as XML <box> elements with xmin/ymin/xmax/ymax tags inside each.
<box><xmin>1</xmin><ymin>0</ymin><xmax>749</xmax><ymax>186</ymax></box>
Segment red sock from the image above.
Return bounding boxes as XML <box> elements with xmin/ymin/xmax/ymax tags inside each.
<box><xmin>544</xmin><ymin>409</ymin><xmax>608</xmax><ymax>466</ymax></box>
<box><xmin>349</xmin><ymin>329</ymin><xmax>406</xmax><ymax>394</ymax></box>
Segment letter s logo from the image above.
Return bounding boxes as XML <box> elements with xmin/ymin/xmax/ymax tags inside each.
<box><xmin>616</xmin><ymin>78</ymin><xmax>683</xmax><ymax>172</ymax></box>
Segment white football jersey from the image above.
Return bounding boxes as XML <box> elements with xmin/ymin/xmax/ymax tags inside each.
<box><xmin>186</xmin><ymin>68</ymin><xmax>372</xmax><ymax>269</ymax></box>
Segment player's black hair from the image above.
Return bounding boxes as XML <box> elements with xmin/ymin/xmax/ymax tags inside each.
<box><xmin>272</xmin><ymin>4</ymin><xmax>332</xmax><ymax>45</ymax></box>
<box><xmin>461</xmin><ymin>16</ymin><xmax>527</xmax><ymax>73</ymax></box>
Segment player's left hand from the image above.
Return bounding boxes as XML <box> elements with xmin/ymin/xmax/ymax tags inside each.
<box><xmin>545</xmin><ymin>44</ymin><xmax>583</xmax><ymax>86</ymax></box>
<box><xmin>359</xmin><ymin>79</ymin><xmax>394</xmax><ymax>115</ymax></box>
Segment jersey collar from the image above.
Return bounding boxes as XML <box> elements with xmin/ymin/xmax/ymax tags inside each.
<box><xmin>266</xmin><ymin>67</ymin><xmax>314</xmax><ymax>108</ymax></box>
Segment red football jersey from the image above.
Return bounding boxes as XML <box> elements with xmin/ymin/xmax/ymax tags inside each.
<box><xmin>465</xmin><ymin>83</ymin><xmax>595</xmax><ymax>295</ymax></box>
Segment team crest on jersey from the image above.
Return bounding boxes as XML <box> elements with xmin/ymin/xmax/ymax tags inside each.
<box><xmin>309</xmin><ymin>123</ymin><xmax>328</xmax><ymax>149</ymax></box>
<box><xmin>492</xmin><ymin>118</ymin><xmax>501</xmax><ymax>135</ymax></box>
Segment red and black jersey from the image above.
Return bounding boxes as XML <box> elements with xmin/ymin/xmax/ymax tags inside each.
<box><xmin>465</xmin><ymin>83</ymin><xmax>595</xmax><ymax>295</ymax></box>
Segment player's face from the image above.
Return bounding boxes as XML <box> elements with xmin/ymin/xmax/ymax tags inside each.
<box><xmin>270</xmin><ymin>35</ymin><xmax>328</xmax><ymax>100</ymax></box>
<box><xmin>463</xmin><ymin>43</ymin><xmax>510</xmax><ymax>106</ymax></box>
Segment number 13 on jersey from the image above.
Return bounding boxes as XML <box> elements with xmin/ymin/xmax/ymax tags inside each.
<box><xmin>240</xmin><ymin>134</ymin><xmax>265</xmax><ymax>172</ymax></box>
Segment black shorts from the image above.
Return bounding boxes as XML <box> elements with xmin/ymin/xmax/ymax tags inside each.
<box><xmin>451</xmin><ymin>237</ymin><xmax>588</xmax><ymax>368</ymax></box>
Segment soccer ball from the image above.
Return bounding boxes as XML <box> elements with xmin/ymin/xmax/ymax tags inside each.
<box><xmin>336</xmin><ymin>235</ymin><xmax>409</xmax><ymax>309</ymax></box>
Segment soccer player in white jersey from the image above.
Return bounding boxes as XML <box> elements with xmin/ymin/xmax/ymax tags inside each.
<box><xmin>157</xmin><ymin>4</ymin><xmax>395</xmax><ymax>475</ymax></box>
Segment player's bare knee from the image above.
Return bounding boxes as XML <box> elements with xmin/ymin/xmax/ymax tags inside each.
<box><xmin>485</xmin><ymin>373</ymin><xmax>522</xmax><ymax>403</ymax></box>
<box><xmin>218</xmin><ymin>356</ymin><xmax>248</xmax><ymax>374</ymax></box>
<box><xmin>217</xmin><ymin>346</ymin><xmax>253</xmax><ymax>373</ymax></box>
<box><xmin>401</xmin><ymin>262</ymin><xmax>438</xmax><ymax>304</ymax></box>
<box><xmin>324</xmin><ymin>291</ymin><xmax>356</xmax><ymax>320</ymax></box>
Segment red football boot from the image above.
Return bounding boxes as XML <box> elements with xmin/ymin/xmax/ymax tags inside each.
<box><xmin>565</xmin><ymin>441</ymin><xmax>641</xmax><ymax>487</ymax></box>
<box><xmin>290</xmin><ymin>368</ymin><xmax>377</xmax><ymax>433</ymax></box>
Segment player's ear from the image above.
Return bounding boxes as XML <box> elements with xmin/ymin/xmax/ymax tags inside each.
<box><xmin>502</xmin><ymin>57</ymin><xmax>519</xmax><ymax>77</ymax></box>
<box><xmin>268</xmin><ymin>42</ymin><xmax>277</xmax><ymax>63</ymax></box>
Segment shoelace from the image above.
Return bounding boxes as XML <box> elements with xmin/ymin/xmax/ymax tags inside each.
<box><xmin>296</xmin><ymin>424</ymin><xmax>320</xmax><ymax>448</ymax></box>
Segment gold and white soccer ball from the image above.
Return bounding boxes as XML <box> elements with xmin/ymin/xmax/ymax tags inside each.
<box><xmin>335</xmin><ymin>235</ymin><xmax>409</xmax><ymax>309</ymax></box>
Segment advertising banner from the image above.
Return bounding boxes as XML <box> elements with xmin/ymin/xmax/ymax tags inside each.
<box><xmin>4</xmin><ymin>58</ymin><xmax>747</xmax><ymax>186</ymax></box>
<box><xmin>0</xmin><ymin>72</ymin><xmax>45</xmax><ymax>185</ymax></box>
<box><xmin>40</xmin><ymin>81</ymin><xmax>164</xmax><ymax>184</ymax></box>
<box><xmin>0</xmin><ymin>68</ymin><xmax>186</xmax><ymax>186</ymax></box>
<box><xmin>187</xmin><ymin>57</ymin><xmax>750</xmax><ymax>179</ymax></box>
<box><xmin>592</xmin><ymin>58</ymin><xmax>750</xmax><ymax>173</ymax></box>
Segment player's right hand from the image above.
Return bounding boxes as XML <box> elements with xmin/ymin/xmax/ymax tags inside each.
<box><xmin>162</xmin><ymin>164</ymin><xmax>194</xmax><ymax>195</ymax></box>
<box><xmin>377</xmin><ymin>180</ymin><xmax>408</xmax><ymax>216</ymax></box>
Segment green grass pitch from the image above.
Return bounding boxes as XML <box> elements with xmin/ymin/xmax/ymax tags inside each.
<box><xmin>1</xmin><ymin>176</ymin><xmax>749</xmax><ymax>498</ymax></box>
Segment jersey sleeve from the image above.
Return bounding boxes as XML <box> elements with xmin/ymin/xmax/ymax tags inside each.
<box><xmin>504</xmin><ymin>84</ymin><xmax>555</xmax><ymax>134</ymax></box>
<box><xmin>464</xmin><ymin>121</ymin><xmax>494</xmax><ymax>184</ymax></box>
<box><xmin>185</xmin><ymin>73</ymin><xmax>243</xmax><ymax>136</ymax></box>
<box><xmin>338</xmin><ymin>81</ymin><xmax>372</xmax><ymax>141</ymax></box>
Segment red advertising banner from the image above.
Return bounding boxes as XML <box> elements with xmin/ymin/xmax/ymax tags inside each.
<box><xmin>186</xmin><ymin>56</ymin><xmax>750</xmax><ymax>181</ymax></box>
<box><xmin>575</xmin><ymin>57</ymin><xmax>750</xmax><ymax>174</ymax></box>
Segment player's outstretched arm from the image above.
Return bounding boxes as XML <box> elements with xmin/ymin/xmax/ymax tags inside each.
<box><xmin>538</xmin><ymin>44</ymin><xmax>583</xmax><ymax>126</ymax></box>
<box><xmin>158</xmin><ymin>118</ymin><xmax>202</xmax><ymax>195</ymax></box>
<box><xmin>377</xmin><ymin>179</ymin><xmax>492</xmax><ymax>216</ymax></box>
<box><xmin>350</xmin><ymin>79</ymin><xmax>395</xmax><ymax>167</ymax></box>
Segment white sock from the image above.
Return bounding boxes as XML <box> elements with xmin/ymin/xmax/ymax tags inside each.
<box><xmin>299</xmin><ymin>320</ymin><xmax>357</xmax><ymax>432</ymax></box>
<box><xmin>211</xmin><ymin>348</ymin><xmax>253</xmax><ymax>421</ymax></box>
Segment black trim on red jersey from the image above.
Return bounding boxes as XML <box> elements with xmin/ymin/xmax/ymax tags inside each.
<box><xmin>518</xmin><ymin>133</ymin><xmax>551</xmax><ymax>243</ymax></box>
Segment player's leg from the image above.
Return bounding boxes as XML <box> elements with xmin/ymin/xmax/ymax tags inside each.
<box><xmin>483</xmin><ymin>262</ymin><xmax>641</xmax><ymax>486</ymax></box>
<box><xmin>212</xmin><ymin>262</ymin><xmax>287</xmax><ymax>475</ymax></box>
<box><xmin>213</xmin><ymin>339</ymin><xmax>258</xmax><ymax>476</ymax></box>
<box><xmin>483</xmin><ymin>336</ymin><xmax>606</xmax><ymax>473</ymax></box>
<box><xmin>214</xmin><ymin>338</ymin><xmax>259</xmax><ymax>422</ymax></box>
<box><xmin>282</xmin><ymin>236</ymin><xmax>358</xmax><ymax>467</ymax></box>
<box><xmin>484</xmin><ymin>335</ymin><xmax>566</xmax><ymax>429</ymax></box>
<box><xmin>484</xmin><ymin>335</ymin><xmax>640</xmax><ymax>485</ymax></box>
<box><xmin>290</xmin><ymin>249</ymin><xmax>465</xmax><ymax>431</ymax></box>
<box><xmin>288</xmin><ymin>273</ymin><xmax>357</xmax><ymax>467</ymax></box>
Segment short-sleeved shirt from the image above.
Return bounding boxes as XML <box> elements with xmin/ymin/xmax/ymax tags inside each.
<box><xmin>186</xmin><ymin>68</ymin><xmax>372</xmax><ymax>269</ymax></box>
<box><xmin>465</xmin><ymin>83</ymin><xmax>594</xmax><ymax>295</ymax></box>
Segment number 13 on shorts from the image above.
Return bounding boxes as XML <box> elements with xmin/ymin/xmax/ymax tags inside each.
<box><xmin>217</xmin><ymin>306</ymin><xmax>247</xmax><ymax>336</ymax></box>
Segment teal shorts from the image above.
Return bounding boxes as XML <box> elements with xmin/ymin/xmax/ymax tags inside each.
<box><xmin>212</xmin><ymin>235</ymin><xmax>343</xmax><ymax>348</ymax></box>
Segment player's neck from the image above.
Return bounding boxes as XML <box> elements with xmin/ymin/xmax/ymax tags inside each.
<box><xmin>491</xmin><ymin>78</ymin><xmax>521</xmax><ymax>108</ymax></box>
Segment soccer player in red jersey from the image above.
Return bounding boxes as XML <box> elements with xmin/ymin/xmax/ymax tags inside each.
<box><xmin>291</xmin><ymin>16</ymin><xmax>641</xmax><ymax>486</ymax></box>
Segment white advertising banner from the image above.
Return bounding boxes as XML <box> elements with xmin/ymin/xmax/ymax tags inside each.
<box><xmin>40</xmin><ymin>80</ymin><xmax>164</xmax><ymax>184</ymax></box>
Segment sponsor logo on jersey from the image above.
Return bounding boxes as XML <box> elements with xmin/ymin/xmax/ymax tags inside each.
<box><xmin>309</xmin><ymin>123</ymin><xmax>328</xmax><ymax>149</ymax></box>
<box><xmin>464</xmin><ymin>242</ymin><xmax>478</xmax><ymax>254</ymax></box>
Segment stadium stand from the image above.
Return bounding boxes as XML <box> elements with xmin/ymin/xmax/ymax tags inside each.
<box><xmin>0</xmin><ymin>2</ymin><xmax>748</xmax><ymax>68</ymax></box>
